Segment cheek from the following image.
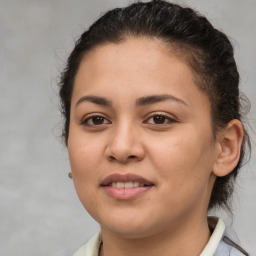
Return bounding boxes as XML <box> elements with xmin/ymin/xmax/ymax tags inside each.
<box><xmin>148</xmin><ymin>127</ymin><xmax>215</xmax><ymax>187</ymax></box>
<box><xmin>68</xmin><ymin>130</ymin><xmax>103</xmax><ymax>175</ymax></box>
<box><xmin>149</xmin><ymin>134</ymin><xmax>215</xmax><ymax>218</ymax></box>
<box><xmin>68</xmin><ymin>141</ymin><xmax>102</xmax><ymax>218</ymax></box>
<box><xmin>67</xmin><ymin>131</ymin><xmax>104</xmax><ymax>203</ymax></box>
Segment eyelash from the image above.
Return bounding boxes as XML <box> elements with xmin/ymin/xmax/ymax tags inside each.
<box><xmin>80</xmin><ymin>114</ymin><xmax>111</xmax><ymax>126</ymax></box>
<box><xmin>144</xmin><ymin>113</ymin><xmax>177</xmax><ymax>125</ymax></box>
<box><xmin>80</xmin><ymin>113</ymin><xmax>177</xmax><ymax>127</ymax></box>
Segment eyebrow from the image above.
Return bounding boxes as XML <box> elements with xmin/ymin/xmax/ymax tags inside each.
<box><xmin>135</xmin><ymin>94</ymin><xmax>188</xmax><ymax>106</ymax></box>
<box><xmin>75</xmin><ymin>94</ymin><xmax>188</xmax><ymax>107</ymax></box>
<box><xmin>76</xmin><ymin>95</ymin><xmax>112</xmax><ymax>107</ymax></box>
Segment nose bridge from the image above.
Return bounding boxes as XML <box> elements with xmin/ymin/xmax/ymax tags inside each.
<box><xmin>106</xmin><ymin>117</ymin><xmax>144</xmax><ymax>162</ymax></box>
<box><xmin>111</xmin><ymin>118</ymin><xmax>137</xmax><ymax>150</ymax></box>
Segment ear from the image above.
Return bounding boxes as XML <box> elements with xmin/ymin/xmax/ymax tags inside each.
<box><xmin>213</xmin><ymin>119</ymin><xmax>244</xmax><ymax>177</ymax></box>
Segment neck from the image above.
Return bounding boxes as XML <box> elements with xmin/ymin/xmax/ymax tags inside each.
<box><xmin>99</xmin><ymin>216</ymin><xmax>211</xmax><ymax>256</ymax></box>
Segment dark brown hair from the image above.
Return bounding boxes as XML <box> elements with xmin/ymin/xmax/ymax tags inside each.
<box><xmin>59</xmin><ymin>0</ymin><xmax>251</xmax><ymax>211</ymax></box>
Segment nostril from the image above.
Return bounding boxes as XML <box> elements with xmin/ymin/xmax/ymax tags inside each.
<box><xmin>109</xmin><ymin>156</ymin><xmax>116</xmax><ymax>161</ymax></box>
<box><xmin>108</xmin><ymin>154</ymin><xmax>137</xmax><ymax>162</ymax></box>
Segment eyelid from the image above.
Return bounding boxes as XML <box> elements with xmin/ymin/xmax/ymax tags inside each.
<box><xmin>144</xmin><ymin>112</ymin><xmax>177</xmax><ymax>124</ymax></box>
<box><xmin>80</xmin><ymin>113</ymin><xmax>111</xmax><ymax>126</ymax></box>
<box><xmin>79</xmin><ymin>111</ymin><xmax>177</xmax><ymax>126</ymax></box>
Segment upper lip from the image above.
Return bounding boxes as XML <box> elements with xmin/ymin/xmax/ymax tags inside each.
<box><xmin>100</xmin><ymin>173</ymin><xmax>154</xmax><ymax>186</ymax></box>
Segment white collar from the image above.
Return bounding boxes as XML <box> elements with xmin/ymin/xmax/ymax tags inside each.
<box><xmin>200</xmin><ymin>216</ymin><xmax>226</xmax><ymax>256</ymax></box>
<box><xmin>73</xmin><ymin>232</ymin><xmax>101</xmax><ymax>256</ymax></box>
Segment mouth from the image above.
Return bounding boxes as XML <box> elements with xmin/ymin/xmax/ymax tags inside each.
<box><xmin>108</xmin><ymin>181</ymin><xmax>151</xmax><ymax>188</ymax></box>
<box><xmin>101</xmin><ymin>173</ymin><xmax>154</xmax><ymax>187</ymax></box>
<box><xmin>100</xmin><ymin>173</ymin><xmax>154</xmax><ymax>200</ymax></box>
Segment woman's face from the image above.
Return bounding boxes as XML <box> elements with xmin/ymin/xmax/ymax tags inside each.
<box><xmin>68</xmin><ymin>38</ymin><xmax>218</xmax><ymax>238</ymax></box>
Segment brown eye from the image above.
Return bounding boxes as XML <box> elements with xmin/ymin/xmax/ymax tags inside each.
<box><xmin>91</xmin><ymin>116</ymin><xmax>105</xmax><ymax>125</ymax></box>
<box><xmin>152</xmin><ymin>115</ymin><xmax>166</xmax><ymax>124</ymax></box>
<box><xmin>146</xmin><ymin>114</ymin><xmax>176</xmax><ymax>125</ymax></box>
<box><xmin>82</xmin><ymin>115</ymin><xmax>110</xmax><ymax>126</ymax></box>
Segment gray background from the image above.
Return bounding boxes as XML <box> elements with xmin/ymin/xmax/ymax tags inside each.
<box><xmin>1</xmin><ymin>0</ymin><xmax>255</xmax><ymax>255</ymax></box>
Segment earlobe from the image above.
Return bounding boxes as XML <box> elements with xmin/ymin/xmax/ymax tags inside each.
<box><xmin>213</xmin><ymin>119</ymin><xmax>244</xmax><ymax>177</ymax></box>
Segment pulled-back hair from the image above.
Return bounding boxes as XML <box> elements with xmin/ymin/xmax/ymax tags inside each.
<box><xmin>59</xmin><ymin>0</ymin><xmax>251</xmax><ymax>211</ymax></box>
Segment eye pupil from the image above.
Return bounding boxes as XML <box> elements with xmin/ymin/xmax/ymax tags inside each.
<box><xmin>92</xmin><ymin>116</ymin><xmax>104</xmax><ymax>125</ymax></box>
<box><xmin>153</xmin><ymin>116</ymin><xmax>165</xmax><ymax>124</ymax></box>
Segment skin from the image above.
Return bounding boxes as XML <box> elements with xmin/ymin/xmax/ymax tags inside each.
<box><xmin>68</xmin><ymin>38</ymin><xmax>243</xmax><ymax>256</ymax></box>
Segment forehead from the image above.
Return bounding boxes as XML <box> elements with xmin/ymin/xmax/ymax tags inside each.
<box><xmin>75</xmin><ymin>39</ymin><xmax>190</xmax><ymax>85</ymax></box>
<box><xmin>72</xmin><ymin>37</ymin><xmax>210</xmax><ymax>110</ymax></box>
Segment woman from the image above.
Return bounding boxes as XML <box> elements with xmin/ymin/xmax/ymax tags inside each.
<box><xmin>59</xmin><ymin>1</ymin><xmax>251</xmax><ymax>255</ymax></box>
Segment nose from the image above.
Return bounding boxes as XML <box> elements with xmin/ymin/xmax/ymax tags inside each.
<box><xmin>105</xmin><ymin>122</ymin><xmax>145</xmax><ymax>163</ymax></box>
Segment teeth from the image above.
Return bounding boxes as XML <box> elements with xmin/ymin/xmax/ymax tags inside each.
<box><xmin>125</xmin><ymin>181</ymin><xmax>133</xmax><ymax>188</ymax></box>
<box><xmin>133</xmin><ymin>181</ymin><xmax>139</xmax><ymax>188</ymax></box>
<box><xmin>110</xmin><ymin>181</ymin><xmax>144</xmax><ymax>188</ymax></box>
<box><xmin>117</xmin><ymin>182</ymin><xmax>124</xmax><ymax>188</ymax></box>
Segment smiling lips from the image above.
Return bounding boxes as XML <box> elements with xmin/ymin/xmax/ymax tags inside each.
<box><xmin>101</xmin><ymin>173</ymin><xmax>154</xmax><ymax>200</ymax></box>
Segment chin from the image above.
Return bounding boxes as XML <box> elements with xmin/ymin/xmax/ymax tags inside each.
<box><xmin>102</xmin><ymin>223</ymin><xmax>156</xmax><ymax>239</ymax></box>
<box><xmin>98</xmin><ymin>213</ymin><xmax>164</xmax><ymax>239</ymax></box>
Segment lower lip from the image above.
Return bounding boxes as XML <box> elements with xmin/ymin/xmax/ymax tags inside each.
<box><xmin>102</xmin><ymin>186</ymin><xmax>153</xmax><ymax>200</ymax></box>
